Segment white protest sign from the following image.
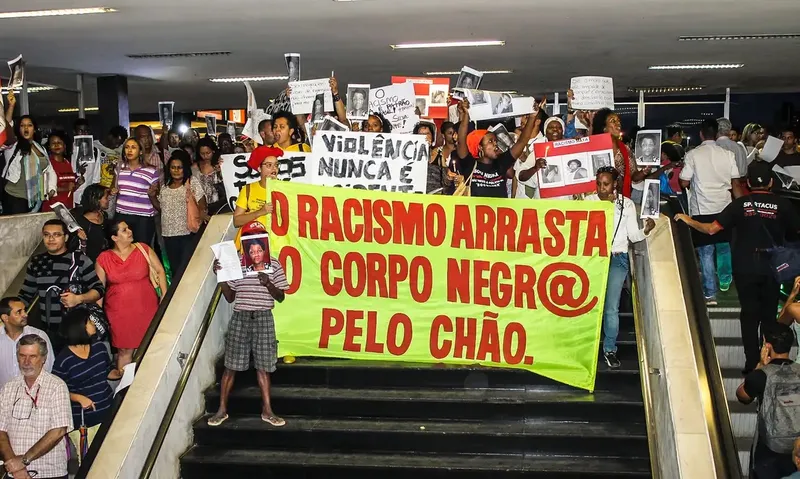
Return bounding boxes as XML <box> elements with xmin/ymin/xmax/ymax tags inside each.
<box><xmin>288</xmin><ymin>78</ymin><xmax>333</xmax><ymax>115</ymax></box>
<box><xmin>570</xmin><ymin>76</ymin><xmax>614</xmax><ymax>110</ymax></box>
<box><xmin>463</xmin><ymin>90</ymin><xmax>534</xmax><ymax>121</ymax></box>
<box><xmin>368</xmin><ymin>83</ymin><xmax>418</xmax><ymax>133</ymax></box>
<box><xmin>761</xmin><ymin>136</ymin><xmax>783</xmax><ymax>163</ymax></box>
<box><xmin>219</xmin><ymin>152</ymin><xmax>312</xmax><ymax>209</ymax></box>
<box><xmin>308</xmin><ymin>131</ymin><xmax>428</xmax><ymax>192</ymax></box>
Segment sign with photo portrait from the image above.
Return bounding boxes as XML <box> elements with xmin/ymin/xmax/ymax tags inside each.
<box><xmin>533</xmin><ymin>133</ymin><xmax>614</xmax><ymax>198</ymax></box>
<box><xmin>463</xmin><ymin>90</ymin><xmax>534</xmax><ymax>121</ymax></box>
<box><xmin>640</xmin><ymin>179</ymin><xmax>661</xmax><ymax>219</ymax></box>
<box><xmin>285</xmin><ymin>53</ymin><xmax>301</xmax><ymax>83</ymax></box>
<box><xmin>346</xmin><ymin>84</ymin><xmax>370</xmax><ymax>121</ymax></box>
<box><xmin>158</xmin><ymin>101</ymin><xmax>175</xmax><ymax>128</ymax></box>
<box><xmin>74</xmin><ymin>135</ymin><xmax>95</xmax><ymax>164</ymax></box>
<box><xmin>289</xmin><ymin>78</ymin><xmax>334</xmax><ymax>115</ymax></box>
<box><xmin>7</xmin><ymin>55</ymin><xmax>24</xmax><ymax>89</ymax></box>
<box><xmin>452</xmin><ymin>66</ymin><xmax>483</xmax><ymax>100</ymax></box>
<box><xmin>391</xmin><ymin>76</ymin><xmax>450</xmax><ymax>119</ymax></box>
<box><xmin>635</xmin><ymin>130</ymin><xmax>662</xmax><ymax>167</ymax></box>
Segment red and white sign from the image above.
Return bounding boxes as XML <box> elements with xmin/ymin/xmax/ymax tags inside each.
<box><xmin>391</xmin><ymin>76</ymin><xmax>450</xmax><ymax>120</ymax></box>
<box><xmin>534</xmin><ymin>134</ymin><xmax>614</xmax><ymax>198</ymax></box>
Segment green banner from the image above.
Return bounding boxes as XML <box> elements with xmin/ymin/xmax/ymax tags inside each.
<box><xmin>269</xmin><ymin>181</ymin><xmax>613</xmax><ymax>391</ymax></box>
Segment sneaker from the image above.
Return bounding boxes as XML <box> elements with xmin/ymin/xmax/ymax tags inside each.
<box><xmin>719</xmin><ymin>282</ymin><xmax>731</xmax><ymax>292</ymax></box>
<box><xmin>603</xmin><ymin>351</ymin><xmax>621</xmax><ymax>369</ymax></box>
<box><xmin>705</xmin><ymin>297</ymin><xmax>718</xmax><ymax>306</ymax></box>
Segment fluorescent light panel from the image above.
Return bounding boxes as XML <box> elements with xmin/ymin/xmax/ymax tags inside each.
<box><xmin>649</xmin><ymin>64</ymin><xmax>743</xmax><ymax>70</ymax></box>
<box><xmin>679</xmin><ymin>34</ymin><xmax>800</xmax><ymax>41</ymax></box>
<box><xmin>424</xmin><ymin>70</ymin><xmax>512</xmax><ymax>75</ymax></box>
<box><xmin>0</xmin><ymin>7</ymin><xmax>116</xmax><ymax>19</ymax></box>
<box><xmin>209</xmin><ymin>75</ymin><xmax>288</xmax><ymax>83</ymax></box>
<box><xmin>628</xmin><ymin>86</ymin><xmax>705</xmax><ymax>93</ymax></box>
<box><xmin>0</xmin><ymin>86</ymin><xmax>56</xmax><ymax>93</ymax></box>
<box><xmin>58</xmin><ymin>107</ymin><xmax>99</xmax><ymax>113</ymax></box>
<box><xmin>391</xmin><ymin>40</ymin><xmax>504</xmax><ymax>50</ymax></box>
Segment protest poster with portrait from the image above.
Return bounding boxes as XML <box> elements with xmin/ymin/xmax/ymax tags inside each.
<box><xmin>307</xmin><ymin>131</ymin><xmax>429</xmax><ymax>193</ymax></box>
<box><xmin>391</xmin><ymin>76</ymin><xmax>450</xmax><ymax>119</ymax></box>
<box><xmin>534</xmin><ymin>134</ymin><xmax>614</xmax><ymax>198</ymax></box>
<box><xmin>463</xmin><ymin>90</ymin><xmax>534</xmax><ymax>121</ymax></box>
<box><xmin>288</xmin><ymin>78</ymin><xmax>334</xmax><ymax>115</ymax></box>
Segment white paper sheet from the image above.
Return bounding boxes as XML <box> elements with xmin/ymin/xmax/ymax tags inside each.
<box><xmin>570</xmin><ymin>76</ymin><xmax>614</xmax><ymax>110</ymax></box>
<box><xmin>289</xmin><ymin>78</ymin><xmax>334</xmax><ymax>115</ymax></box>
<box><xmin>210</xmin><ymin>241</ymin><xmax>244</xmax><ymax>282</ymax></box>
<box><xmin>114</xmin><ymin>362</ymin><xmax>136</xmax><ymax>396</ymax></box>
<box><xmin>761</xmin><ymin>136</ymin><xmax>783</xmax><ymax>163</ymax></box>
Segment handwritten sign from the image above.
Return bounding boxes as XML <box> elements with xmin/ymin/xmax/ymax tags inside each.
<box><xmin>307</xmin><ymin>131</ymin><xmax>428</xmax><ymax>192</ymax></box>
<box><xmin>369</xmin><ymin>83</ymin><xmax>418</xmax><ymax>133</ymax></box>
<box><xmin>288</xmin><ymin>78</ymin><xmax>334</xmax><ymax>115</ymax></box>
<box><xmin>391</xmin><ymin>76</ymin><xmax>450</xmax><ymax>119</ymax></box>
<box><xmin>569</xmin><ymin>76</ymin><xmax>614</xmax><ymax>111</ymax></box>
<box><xmin>220</xmin><ymin>152</ymin><xmax>312</xmax><ymax>209</ymax></box>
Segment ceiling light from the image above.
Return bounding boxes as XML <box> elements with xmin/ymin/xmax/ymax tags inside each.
<box><xmin>648</xmin><ymin>64</ymin><xmax>743</xmax><ymax>70</ymax></box>
<box><xmin>128</xmin><ymin>51</ymin><xmax>231</xmax><ymax>59</ymax></box>
<box><xmin>0</xmin><ymin>7</ymin><xmax>116</xmax><ymax>19</ymax></box>
<box><xmin>391</xmin><ymin>40</ymin><xmax>505</xmax><ymax>50</ymax></box>
<box><xmin>58</xmin><ymin>107</ymin><xmax>99</xmax><ymax>113</ymax></box>
<box><xmin>627</xmin><ymin>86</ymin><xmax>705</xmax><ymax>93</ymax></box>
<box><xmin>424</xmin><ymin>70</ymin><xmax>513</xmax><ymax>75</ymax></box>
<box><xmin>209</xmin><ymin>75</ymin><xmax>288</xmax><ymax>83</ymax></box>
<box><xmin>0</xmin><ymin>86</ymin><xmax>56</xmax><ymax>93</ymax></box>
<box><xmin>679</xmin><ymin>34</ymin><xmax>800</xmax><ymax>41</ymax></box>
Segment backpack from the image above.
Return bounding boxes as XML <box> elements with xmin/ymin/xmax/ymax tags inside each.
<box><xmin>757</xmin><ymin>361</ymin><xmax>800</xmax><ymax>454</ymax></box>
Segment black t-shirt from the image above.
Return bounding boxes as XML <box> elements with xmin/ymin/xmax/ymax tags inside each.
<box><xmin>73</xmin><ymin>208</ymin><xmax>109</xmax><ymax>262</ymax></box>
<box><xmin>743</xmin><ymin>358</ymin><xmax>794</xmax><ymax>402</ymax></box>
<box><xmin>457</xmin><ymin>150</ymin><xmax>515</xmax><ymax>198</ymax></box>
<box><xmin>715</xmin><ymin>192</ymin><xmax>800</xmax><ymax>273</ymax></box>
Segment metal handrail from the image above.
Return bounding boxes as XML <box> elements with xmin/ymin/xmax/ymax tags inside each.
<box><xmin>138</xmin><ymin>286</ymin><xmax>223</xmax><ymax>478</ymax></box>
<box><xmin>629</xmin><ymin>249</ymin><xmax>660</xmax><ymax>478</ymax></box>
<box><xmin>664</xmin><ymin>197</ymin><xmax>743</xmax><ymax>478</ymax></box>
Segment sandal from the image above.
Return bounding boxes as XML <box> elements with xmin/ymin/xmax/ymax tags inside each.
<box><xmin>261</xmin><ymin>414</ymin><xmax>286</xmax><ymax>427</ymax></box>
<box><xmin>207</xmin><ymin>413</ymin><xmax>229</xmax><ymax>427</ymax></box>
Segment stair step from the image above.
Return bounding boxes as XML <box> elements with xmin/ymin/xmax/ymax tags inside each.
<box><xmin>205</xmin><ymin>385</ymin><xmax>644</xmax><ymax>422</ymax></box>
<box><xmin>180</xmin><ymin>447</ymin><xmax>652</xmax><ymax>478</ymax></box>
<box><xmin>192</xmin><ymin>415</ymin><xmax>648</xmax><ymax>457</ymax></box>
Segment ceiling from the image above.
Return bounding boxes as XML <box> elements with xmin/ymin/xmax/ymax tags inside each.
<box><xmin>1</xmin><ymin>0</ymin><xmax>799</xmax><ymax>116</ymax></box>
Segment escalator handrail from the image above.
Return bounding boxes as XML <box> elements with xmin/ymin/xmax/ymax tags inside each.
<box><xmin>75</xmin><ymin>224</ymin><xmax>206</xmax><ymax>478</ymax></box>
<box><xmin>139</xmin><ymin>286</ymin><xmax>223</xmax><ymax>478</ymax></box>
<box><xmin>663</xmin><ymin>197</ymin><xmax>743</xmax><ymax>479</ymax></box>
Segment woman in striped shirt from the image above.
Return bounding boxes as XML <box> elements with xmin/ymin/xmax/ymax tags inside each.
<box><xmin>114</xmin><ymin>138</ymin><xmax>159</xmax><ymax>247</ymax></box>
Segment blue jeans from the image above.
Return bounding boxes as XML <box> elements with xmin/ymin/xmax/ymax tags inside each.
<box><xmin>697</xmin><ymin>243</ymin><xmax>732</xmax><ymax>298</ymax></box>
<box><xmin>602</xmin><ymin>253</ymin><xmax>629</xmax><ymax>353</ymax></box>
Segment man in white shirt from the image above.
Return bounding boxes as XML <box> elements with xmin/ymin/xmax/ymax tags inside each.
<box><xmin>0</xmin><ymin>297</ymin><xmax>54</xmax><ymax>390</ymax></box>
<box><xmin>716</xmin><ymin>117</ymin><xmax>748</xmax><ymax>179</ymax></box>
<box><xmin>679</xmin><ymin>119</ymin><xmax>744</xmax><ymax>305</ymax></box>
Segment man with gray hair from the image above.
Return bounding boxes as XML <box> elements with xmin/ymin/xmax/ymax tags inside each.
<box><xmin>0</xmin><ymin>334</ymin><xmax>72</xmax><ymax>479</ymax></box>
<box><xmin>717</xmin><ymin>117</ymin><xmax>748</xmax><ymax>179</ymax></box>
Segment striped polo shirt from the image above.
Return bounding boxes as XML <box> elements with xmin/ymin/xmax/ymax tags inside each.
<box><xmin>52</xmin><ymin>342</ymin><xmax>113</xmax><ymax>428</ymax></box>
<box><xmin>227</xmin><ymin>257</ymin><xmax>289</xmax><ymax>311</ymax></box>
<box><xmin>116</xmin><ymin>166</ymin><xmax>159</xmax><ymax>216</ymax></box>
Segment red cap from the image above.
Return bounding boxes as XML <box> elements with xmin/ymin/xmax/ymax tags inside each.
<box><xmin>247</xmin><ymin>146</ymin><xmax>283</xmax><ymax>171</ymax></box>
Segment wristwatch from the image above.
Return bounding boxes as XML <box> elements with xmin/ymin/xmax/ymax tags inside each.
<box><xmin>21</xmin><ymin>456</ymin><xmax>30</xmax><ymax>466</ymax></box>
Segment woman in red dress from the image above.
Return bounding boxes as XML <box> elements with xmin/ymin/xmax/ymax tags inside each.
<box><xmin>95</xmin><ymin>218</ymin><xmax>167</xmax><ymax>372</ymax></box>
<box><xmin>42</xmin><ymin>130</ymin><xmax>76</xmax><ymax>211</ymax></box>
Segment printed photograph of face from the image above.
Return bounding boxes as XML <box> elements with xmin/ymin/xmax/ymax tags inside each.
<box><xmin>430</xmin><ymin>85</ymin><xmax>448</xmax><ymax>106</ymax></box>
<box><xmin>492</xmin><ymin>93</ymin><xmax>514</xmax><ymax>115</ymax></box>
<box><xmin>347</xmin><ymin>88</ymin><xmax>368</xmax><ymax>118</ymax></box>
<box><xmin>635</xmin><ymin>130</ymin><xmax>662</xmax><ymax>166</ymax></box>
<box><xmin>641</xmin><ymin>180</ymin><xmax>661</xmax><ymax>218</ymax></box>
<box><xmin>415</xmin><ymin>96</ymin><xmax>429</xmax><ymax>117</ymax></box>
<box><xmin>591</xmin><ymin>153</ymin><xmax>612</xmax><ymax>176</ymax></box>
<box><xmin>456</xmin><ymin>71</ymin><xmax>480</xmax><ymax>91</ymax></box>
<box><xmin>565</xmin><ymin>157</ymin><xmax>589</xmax><ymax>183</ymax></box>
<box><xmin>241</xmin><ymin>234</ymin><xmax>273</xmax><ymax>275</ymax></box>
<box><xmin>285</xmin><ymin>54</ymin><xmax>301</xmax><ymax>82</ymax></box>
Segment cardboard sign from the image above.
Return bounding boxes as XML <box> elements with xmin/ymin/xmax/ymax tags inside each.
<box><xmin>570</xmin><ymin>77</ymin><xmax>614</xmax><ymax>111</ymax></box>
<box><xmin>391</xmin><ymin>76</ymin><xmax>450</xmax><ymax>119</ymax></box>
<box><xmin>308</xmin><ymin>131</ymin><xmax>429</xmax><ymax>192</ymax></box>
<box><xmin>368</xmin><ymin>83</ymin><xmax>418</xmax><ymax>133</ymax></box>
<box><xmin>219</xmin><ymin>152</ymin><xmax>312</xmax><ymax>209</ymax></box>
<box><xmin>289</xmin><ymin>78</ymin><xmax>334</xmax><ymax>115</ymax></box>
<box><xmin>534</xmin><ymin>134</ymin><xmax>614</xmax><ymax>198</ymax></box>
<box><xmin>463</xmin><ymin>90</ymin><xmax>534</xmax><ymax>121</ymax></box>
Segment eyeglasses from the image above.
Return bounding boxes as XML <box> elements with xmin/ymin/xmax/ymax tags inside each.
<box><xmin>11</xmin><ymin>396</ymin><xmax>36</xmax><ymax>420</ymax></box>
<box><xmin>42</xmin><ymin>232</ymin><xmax>64</xmax><ymax>239</ymax></box>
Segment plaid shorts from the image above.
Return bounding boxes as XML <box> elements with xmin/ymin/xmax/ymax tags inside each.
<box><xmin>224</xmin><ymin>310</ymin><xmax>277</xmax><ymax>373</ymax></box>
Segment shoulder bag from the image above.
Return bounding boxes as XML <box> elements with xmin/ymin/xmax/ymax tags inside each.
<box><xmin>134</xmin><ymin>242</ymin><xmax>162</xmax><ymax>297</ymax></box>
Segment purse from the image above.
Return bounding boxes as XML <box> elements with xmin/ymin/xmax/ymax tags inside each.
<box><xmin>134</xmin><ymin>242</ymin><xmax>162</xmax><ymax>297</ymax></box>
<box><xmin>453</xmin><ymin>161</ymin><xmax>478</xmax><ymax>197</ymax></box>
<box><xmin>185</xmin><ymin>179</ymin><xmax>202</xmax><ymax>233</ymax></box>
<box><xmin>749</xmin><ymin>195</ymin><xmax>800</xmax><ymax>283</ymax></box>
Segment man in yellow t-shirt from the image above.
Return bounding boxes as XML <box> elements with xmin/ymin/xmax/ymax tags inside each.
<box><xmin>233</xmin><ymin>146</ymin><xmax>282</xmax><ymax>230</ymax></box>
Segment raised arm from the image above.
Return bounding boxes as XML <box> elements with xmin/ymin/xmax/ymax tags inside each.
<box><xmin>510</xmin><ymin>98</ymin><xmax>545</xmax><ymax>160</ymax></box>
<box><xmin>330</xmin><ymin>77</ymin><xmax>350</xmax><ymax>127</ymax></box>
<box><xmin>455</xmin><ymin>100</ymin><xmax>470</xmax><ymax>160</ymax></box>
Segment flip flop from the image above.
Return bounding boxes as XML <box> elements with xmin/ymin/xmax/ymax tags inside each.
<box><xmin>261</xmin><ymin>414</ymin><xmax>286</xmax><ymax>427</ymax></box>
<box><xmin>207</xmin><ymin>413</ymin><xmax>229</xmax><ymax>427</ymax></box>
